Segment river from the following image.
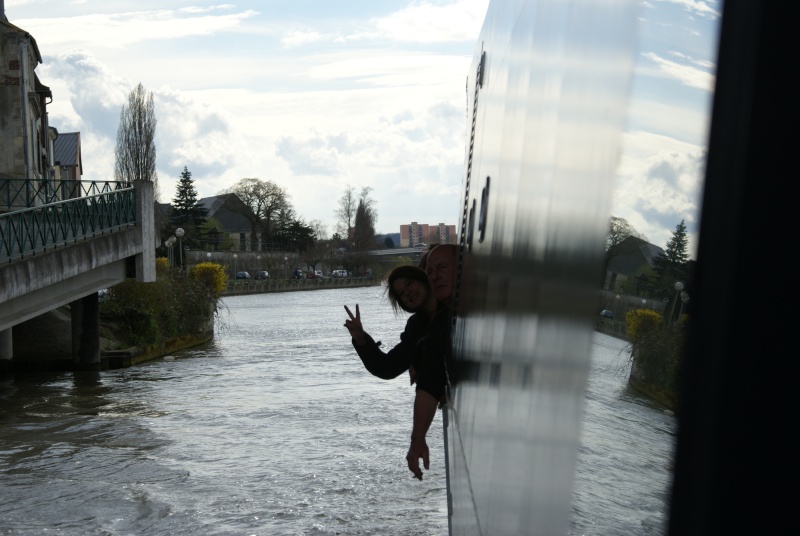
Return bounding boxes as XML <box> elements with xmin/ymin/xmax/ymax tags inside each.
<box><xmin>0</xmin><ymin>287</ymin><xmax>676</xmax><ymax>535</ymax></box>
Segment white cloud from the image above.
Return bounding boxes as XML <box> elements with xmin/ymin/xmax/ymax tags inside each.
<box><xmin>613</xmin><ymin>131</ymin><xmax>706</xmax><ymax>256</ymax></box>
<box><xmin>641</xmin><ymin>51</ymin><xmax>715</xmax><ymax>91</ymax></box>
<box><xmin>655</xmin><ymin>0</ymin><xmax>721</xmax><ymax>19</ymax></box>
<box><xmin>15</xmin><ymin>7</ymin><xmax>258</xmax><ymax>49</ymax></box>
<box><xmin>372</xmin><ymin>0</ymin><xmax>489</xmax><ymax>43</ymax></box>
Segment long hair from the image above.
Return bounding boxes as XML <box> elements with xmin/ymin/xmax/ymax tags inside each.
<box><xmin>385</xmin><ymin>265</ymin><xmax>431</xmax><ymax>314</ymax></box>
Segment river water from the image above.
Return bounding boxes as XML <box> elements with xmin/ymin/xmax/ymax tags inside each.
<box><xmin>0</xmin><ymin>287</ymin><xmax>676</xmax><ymax>535</ymax></box>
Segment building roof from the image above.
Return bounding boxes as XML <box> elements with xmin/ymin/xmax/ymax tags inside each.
<box><xmin>0</xmin><ymin>19</ymin><xmax>43</xmax><ymax>64</ymax></box>
<box><xmin>606</xmin><ymin>236</ymin><xmax>666</xmax><ymax>276</ymax></box>
<box><xmin>198</xmin><ymin>194</ymin><xmax>252</xmax><ymax>233</ymax></box>
<box><xmin>53</xmin><ymin>132</ymin><xmax>81</xmax><ymax>167</ymax></box>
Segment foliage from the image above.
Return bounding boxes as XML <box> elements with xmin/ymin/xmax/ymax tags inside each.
<box><xmin>335</xmin><ymin>185</ymin><xmax>377</xmax><ymax>244</ymax></box>
<box><xmin>191</xmin><ymin>262</ymin><xmax>228</xmax><ymax>298</ymax></box>
<box><xmin>169</xmin><ymin>166</ymin><xmax>209</xmax><ymax>247</ymax></box>
<box><xmin>653</xmin><ymin>219</ymin><xmax>690</xmax><ymax>300</ymax></box>
<box><xmin>114</xmin><ymin>82</ymin><xmax>159</xmax><ymax>200</ymax></box>
<box><xmin>384</xmin><ymin>236</ymin><xmax>395</xmax><ymax>248</ymax></box>
<box><xmin>100</xmin><ymin>262</ymin><xmax>219</xmax><ymax>347</ymax></box>
<box><xmin>607</xmin><ymin>216</ymin><xmax>647</xmax><ymax>251</ymax></box>
<box><xmin>626</xmin><ymin>309</ymin><xmax>663</xmax><ymax>340</ymax></box>
<box><xmin>627</xmin><ymin>308</ymin><xmax>687</xmax><ymax>396</ymax></box>
<box><xmin>226</xmin><ymin>178</ymin><xmax>290</xmax><ymax>250</ymax></box>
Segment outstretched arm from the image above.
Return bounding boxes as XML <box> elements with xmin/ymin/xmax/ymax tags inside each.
<box><xmin>343</xmin><ymin>304</ymin><xmax>368</xmax><ymax>345</ymax></box>
<box><xmin>405</xmin><ymin>389</ymin><xmax>438</xmax><ymax>480</ymax></box>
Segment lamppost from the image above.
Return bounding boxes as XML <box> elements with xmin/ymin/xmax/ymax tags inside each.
<box><xmin>614</xmin><ymin>294</ymin><xmax>620</xmax><ymax>318</ymax></box>
<box><xmin>166</xmin><ymin>236</ymin><xmax>176</xmax><ymax>267</ymax></box>
<box><xmin>175</xmin><ymin>228</ymin><xmax>185</xmax><ymax>268</ymax></box>
<box><xmin>206</xmin><ymin>252</ymin><xmax>212</xmax><ymax>262</ymax></box>
<box><xmin>284</xmin><ymin>256</ymin><xmax>288</xmax><ymax>279</ymax></box>
<box><xmin>679</xmin><ymin>291</ymin><xmax>690</xmax><ymax>319</ymax></box>
<box><xmin>257</xmin><ymin>255</ymin><xmax>261</xmax><ymax>275</ymax></box>
<box><xmin>233</xmin><ymin>253</ymin><xmax>238</xmax><ymax>279</ymax></box>
<box><xmin>641</xmin><ymin>299</ymin><xmax>647</xmax><ymax>309</ymax></box>
<box><xmin>670</xmin><ymin>281</ymin><xmax>684</xmax><ymax>324</ymax></box>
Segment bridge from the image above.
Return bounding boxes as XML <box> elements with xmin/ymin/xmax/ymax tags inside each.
<box><xmin>0</xmin><ymin>179</ymin><xmax>155</xmax><ymax>372</ymax></box>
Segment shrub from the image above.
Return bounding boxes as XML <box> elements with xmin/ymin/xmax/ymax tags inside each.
<box><xmin>100</xmin><ymin>261</ymin><xmax>220</xmax><ymax>347</ymax></box>
<box><xmin>627</xmin><ymin>308</ymin><xmax>686</xmax><ymax>394</ymax></box>
<box><xmin>191</xmin><ymin>262</ymin><xmax>228</xmax><ymax>298</ymax></box>
<box><xmin>626</xmin><ymin>309</ymin><xmax>662</xmax><ymax>340</ymax></box>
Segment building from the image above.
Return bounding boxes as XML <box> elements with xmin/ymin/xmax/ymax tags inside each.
<box><xmin>52</xmin><ymin>132</ymin><xmax>82</xmax><ymax>182</ymax></box>
<box><xmin>399</xmin><ymin>222</ymin><xmax>457</xmax><ymax>247</ymax></box>
<box><xmin>603</xmin><ymin>236</ymin><xmax>666</xmax><ymax>295</ymax></box>
<box><xmin>1</xmin><ymin>6</ymin><xmax>64</xmax><ymax>211</ymax></box>
<box><xmin>0</xmin><ymin>12</ymin><xmax>56</xmax><ymax>183</ymax></box>
<box><xmin>197</xmin><ymin>194</ymin><xmax>255</xmax><ymax>251</ymax></box>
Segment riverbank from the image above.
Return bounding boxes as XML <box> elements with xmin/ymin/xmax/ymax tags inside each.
<box><xmin>222</xmin><ymin>276</ymin><xmax>381</xmax><ymax>296</ymax></box>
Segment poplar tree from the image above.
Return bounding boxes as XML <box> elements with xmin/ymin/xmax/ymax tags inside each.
<box><xmin>114</xmin><ymin>82</ymin><xmax>159</xmax><ymax>200</ymax></box>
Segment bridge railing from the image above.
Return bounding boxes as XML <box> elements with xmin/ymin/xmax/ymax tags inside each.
<box><xmin>0</xmin><ymin>182</ymin><xmax>136</xmax><ymax>263</ymax></box>
<box><xmin>0</xmin><ymin>178</ymin><xmax>131</xmax><ymax>210</ymax></box>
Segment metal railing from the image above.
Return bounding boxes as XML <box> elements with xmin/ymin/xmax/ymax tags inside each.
<box><xmin>0</xmin><ymin>178</ymin><xmax>131</xmax><ymax>210</ymax></box>
<box><xmin>0</xmin><ymin>181</ymin><xmax>136</xmax><ymax>263</ymax></box>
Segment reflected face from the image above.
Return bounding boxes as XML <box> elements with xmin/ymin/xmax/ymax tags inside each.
<box><xmin>391</xmin><ymin>277</ymin><xmax>430</xmax><ymax>312</ymax></box>
<box><xmin>426</xmin><ymin>247</ymin><xmax>457</xmax><ymax>304</ymax></box>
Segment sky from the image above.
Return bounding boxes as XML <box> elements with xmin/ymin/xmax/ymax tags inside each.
<box><xmin>5</xmin><ymin>0</ymin><xmax>719</xmax><ymax>255</ymax></box>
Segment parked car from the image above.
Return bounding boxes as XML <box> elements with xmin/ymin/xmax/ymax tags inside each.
<box><xmin>331</xmin><ymin>270</ymin><xmax>348</xmax><ymax>278</ymax></box>
<box><xmin>306</xmin><ymin>270</ymin><xmax>324</xmax><ymax>279</ymax></box>
<box><xmin>254</xmin><ymin>271</ymin><xmax>269</xmax><ymax>280</ymax></box>
<box><xmin>235</xmin><ymin>271</ymin><xmax>251</xmax><ymax>280</ymax></box>
<box><xmin>599</xmin><ymin>309</ymin><xmax>614</xmax><ymax>319</ymax></box>
<box><xmin>292</xmin><ymin>269</ymin><xmax>305</xmax><ymax>280</ymax></box>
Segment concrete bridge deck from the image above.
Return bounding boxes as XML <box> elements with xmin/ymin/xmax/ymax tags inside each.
<box><xmin>0</xmin><ymin>180</ymin><xmax>155</xmax><ymax>371</ymax></box>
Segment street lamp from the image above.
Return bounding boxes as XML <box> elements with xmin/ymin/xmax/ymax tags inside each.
<box><xmin>206</xmin><ymin>252</ymin><xmax>212</xmax><ymax>261</ymax></box>
<box><xmin>641</xmin><ymin>299</ymin><xmax>647</xmax><ymax>309</ymax></box>
<box><xmin>679</xmin><ymin>291</ymin><xmax>690</xmax><ymax>319</ymax></box>
<box><xmin>257</xmin><ymin>255</ymin><xmax>261</xmax><ymax>275</ymax></box>
<box><xmin>670</xmin><ymin>281</ymin><xmax>684</xmax><ymax>324</ymax></box>
<box><xmin>284</xmin><ymin>256</ymin><xmax>288</xmax><ymax>279</ymax></box>
<box><xmin>175</xmin><ymin>228</ymin><xmax>185</xmax><ymax>268</ymax></box>
<box><xmin>614</xmin><ymin>294</ymin><xmax>620</xmax><ymax>318</ymax></box>
<box><xmin>233</xmin><ymin>253</ymin><xmax>238</xmax><ymax>278</ymax></box>
<box><xmin>166</xmin><ymin>236</ymin><xmax>176</xmax><ymax>267</ymax></box>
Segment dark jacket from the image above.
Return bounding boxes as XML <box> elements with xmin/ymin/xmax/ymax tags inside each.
<box><xmin>411</xmin><ymin>308</ymin><xmax>451</xmax><ymax>402</ymax></box>
<box><xmin>352</xmin><ymin>312</ymin><xmax>429</xmax><ymax>380</ymax></box>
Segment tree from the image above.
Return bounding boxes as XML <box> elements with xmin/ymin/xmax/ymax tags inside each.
<box><xmin>349</xmin><ymin>198</ymin><xmax>377</xmax><ymax>275</ymax></box>
<box><xmin>607</xmin><ymin>216</ymin><xmax>647</xmax><ymax>251</ymax></box>
<box><xmin>384</xmin><ymin>236</ymin><xmax>395</xmax><ymax>249</ymax></box>
<box><xmin>335</xmin><ymin>185</ymin><xmax>357</xmax><ymax>239</ymax></box>
<box><xmin>602</xmin><ymin>216</ymin><xmax>648</xmax><ymax>287</ymax></box>
<box><xmin>653</xmin><ymin>219</ymin><xmax>691</xmax><ymax>305</ymax></box>
<box><xmin>115</xmin><ymin>82</ymin><xmax>159</xmax><ymax>200</ymax></box>
<box><xmin>169</xmin><ymin>166</ymin><xmax>208</xmax><ymax>247</ymax></box>
<box><xmin>225</xmin><ymin>178</ymin><xmax>289</xmax><ymax>250</ymax></box>
<box><xmin>273</xmin><ymin>206</ymin><xmax>315</xmax><ymax>253</ymax></box>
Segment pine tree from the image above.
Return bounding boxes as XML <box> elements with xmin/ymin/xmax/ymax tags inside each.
<box><xmin>663</xmin><ymin>219</ymin><xmax>689</xmax><ymax>265</ymax></box>
<box><xmin>170</xmin><ymin>166</ymin><xmax>208</xmax><ymax>246</ymax></box>
<box><xmin>653</xmin><ymin>220</ymin><xmax>691</xmax><ymax>315</ymax></box>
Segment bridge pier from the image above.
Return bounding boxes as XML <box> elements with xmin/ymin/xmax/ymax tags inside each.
<box><xmin>0</xmin><ymin>328</ymin><xmax>11</xmax><ymax>368</ymax></box>
<box><xmin>71</xmin><ymin>293</ymin><xmax>100</xmax><ymax>368</ymax></box>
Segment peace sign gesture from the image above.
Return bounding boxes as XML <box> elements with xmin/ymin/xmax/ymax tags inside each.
<box><xmin>343</xmin><ymin>304</ymin><xmax>368</xmax><ymax>345</ymax></box>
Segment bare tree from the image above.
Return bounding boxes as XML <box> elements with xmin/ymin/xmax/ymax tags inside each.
<box><xmin>226</xmin><ymin>178</ymin><xmax>290</xmax><ymax>250</ymax></box>
<box><xmin>335</xmin><ymin>185</ymin><xmax>357</xmax><ymax>240</ymax></box>
<box><xmin>607</xmin><ymin>216</ymin><xmax>647</xmax><ymax>251</ymax></box>
<box><xmin>335</xmin><ymin>185</ymin><xmax>377</xmax><ymax>247</ymax></box>
<box><xmin>115</xmin><ymin>82</ymin><xmax>159</xmax><ymax>200</ymax></box>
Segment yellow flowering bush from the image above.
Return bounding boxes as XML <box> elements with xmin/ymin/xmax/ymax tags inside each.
<box><xmin>626</xmin><ymin>309</ymin><xmax>662</xmax><ymax>341</ymax></box>
<box><xmin>191</xmin><ymin>262</ymin><xmax>229</xmax><ymax>298</ymax></box>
